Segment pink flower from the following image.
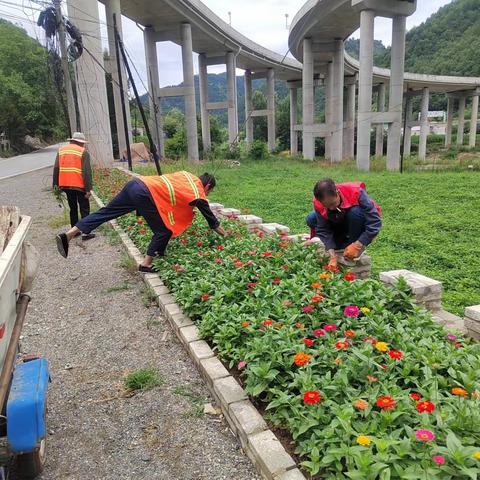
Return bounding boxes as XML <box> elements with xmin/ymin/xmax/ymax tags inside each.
<box><xmin>415</xmin><ymin>429</ymin><xmax>435</xmax><ymax>442</ymax></box>
<box><xmin>323</xmin><ymin>324</ymin><xmax>337</xmax><ymax>331</ymax></box>
<box><xmin>446</xmin><ymin>334</ymin><xmax>457</xmax><ymax>341</ymax></box>
<box><xmin>343</xmin><ymin>306</ymin><xmax>360</xmax><ymax>318</ymax></box>
<box><xmin>313</xmin><ymin>329</ymin><xmax>325</xmax><ymax>337</ymax></box>
<box><xmin>237</xmin><ymin>361</ymin><xmax>247</xmax><ymax>370</ymax></box>
<box><xmin>432</xmin><ymin>455</ymin><xmax>445</xmax><ymax>465</ymax></box>
<box><xmin>303</xmin><ymin>305</ymin><xmax>315</xmax><ymax>313</ymax></box>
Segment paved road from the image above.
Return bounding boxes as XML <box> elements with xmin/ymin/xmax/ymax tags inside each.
<box><xmin>0</xmin><ymin>144</ymin><xmax>59</xmax><ymax>180</ymax></box>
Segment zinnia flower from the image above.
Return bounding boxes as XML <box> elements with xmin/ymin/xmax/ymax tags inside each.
<box><xmin>416</xmin><ymin>401</ymin><xmax>435</xmax><ymax>413</ymax></box>
<box><xmin>360</xmin><ymin>307</ymin><xmax>371</xmax><ymax>314</ymax></box>
<box><xmin>284</xmin><ymin>301</ymin><xmax>294</xmax><ymax>307</ymax></box>
<box><xmin>345</xmin><ymin>330</ymin><xmax>356</xmax><ymax>338</ymax></box>
<box><xmin>281</xmin><ymin>264</ymin><xmax>289</xmax><ymax>270</ymax></box>
<box><xmin>375</xmin><ymin>342</ymin><xmax>389</xmax><ymax>352</ymax></box>
<box><xmin>214</xmin><ymin>258</ymin><xmax>222</xmax><ymax>264</ymax></box>
<box><xmin>415</xmin><ymin>429</ymin><xmax>435</xmax><ymax>442</ymax></box>
<box><xmin>319</xmin><ymin>273</ymin><xmax>331</xmax><ymax>280</ymax></box>
<box><xmin>294</xmin><ymin>322</ymin><xmax>304</xmax><ymax>329</ymax></box>
<box><xmin>344</xmin><ymin>306</ymin><xmax>360</xmax><ymax>317</ymax></box>
<box><xmin>353</xmin><ymin>399</ymin><xmax>369</xmax><ymax>410</ymax></box>
<box><xmin>263</xmin><ymin>319</ymin><xmax>273</xmax><ymax>326</ymax></box>
<box><xmin>388</xmin><ymin>349</ymin><xmax>404</xmax><ymax>360</ymax></box>
<box><xmin>364</xmin><ymin>336</ymin><xmax>377</xmax><ymax>345</ymax></box>
<box><xmin>344</xmin><ymin>272</ymin><xmax>356</xmax><ymax>282</ymax></box>
<box><xmin>201</xmin><ymin>294</ymin><xmax>210</xmax><ymax>300</ymax></box>
<box><xmin>323</xmin><ymin>324</ymin><xmax>337</xmax><ymax>331</ymax></box>
<box><xmin>303</xmin><ymin>305</ymin><xmax>315</xmax><ymax>313</ymax></box>
<box><xmin>303</xmin><ymin>390</ymin><xmax>321</xmax><ymax>405</ymax></box>
<box><xmin>197</xmin><ymin>241</ymin><xmax>204</xmax><ymax>246</ymax></box>
<box><xmin>311</xmin><ymin>282</ymin><xmax>322</xmax><ymax>289</ymax></box>
<box><xmin>275</xmin><ymin>322</ymin><xmax>283</xmax><ymax>329</ymax></box>
<box><xmin>334</xmin><ymin>357</ymin><xmax>343</xmax><ymax>365</ymax></box>
<box><xmin>409</xmin><ymin>392</ymin><xmax>421</xmax><ymax>401</ymax></box>
<box><xmin>473</xmin><ymin>451</ymin><xmax>480</xmax><ymax>460</ymax></box>
<box><xmin>446</xmin><ymin>334</ymin><xmax>457</xmax><ymax>341</ymax></box>
<box><xmin>432</xmin><ymin>455</ymin><xmax>445</xmax><ymax>465</ymax></box>
<box><xmin>335</xmin><ymin>341</ymin><xmax>349</xmax><ymax>350</ymax></box>
<box><xmin>313</xmin><ymin>329</ymin><xmax>325</xmax><ymax>337</ymax></box>
<box><xmin>356</xmin><ymin>435</ymin><xmax>371</xmax><ymax>446</ymax></box>
<box><xmin>241</xmin><ymin>321</ymin><xmax>250</xmax><ymax>328</ymax></box>
<box><xmin>311</xmin><ymin>295</ymin><xmax>323</xmax><ymax>303</ymax></box>
<box><xmin>367</xmin><ymin>375</ymin><xmax>378</xmax><ymax>383</ymax></box>
<box><xmin>261</xmin><ymin>251</ymin><xmax>272</xmax><ymax>257</ymax></box>
<box><xmin>303</xmin><ymin>338</ymin><xmax>315</xmax><ymax>347</ymax></box>
<box><xmin>272</xmin><ymin>278</ymin><xmax>281</xmax><ymax>285</ymax></box>
<box><xmin>376</xmin><ymin>395</ymin><xmax>396</xmax><ymax>411</ymax></box>
<box><xmin>293</xmin><ymin>352</ymin><xmax>312</xmax><ymax>367</ymax></box>
<box><xmin>247</xmin><ymin>282</ymin><xmax>257</xmax><ymax>288</ymax></box>
<box><xmin>237</xmin><ymin>361</ymin><xmax>247</xmax><ymax>369</ymax></box>
<box><xmin>451</xmin><ymin>387</ymin><xmax>469</xmax><ymax>397</ymax></box>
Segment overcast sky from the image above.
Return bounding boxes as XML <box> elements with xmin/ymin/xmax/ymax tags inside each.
<box><xmin>0</xmin><ymin>0</ymin><xmax>453</xmax><ymax>89</ymax></box>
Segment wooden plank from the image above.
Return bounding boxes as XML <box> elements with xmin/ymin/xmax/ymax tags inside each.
<box><xmin>0</xmin><ymin>206</ymin><xmax>20</xmax><ymax>254</ymax></box>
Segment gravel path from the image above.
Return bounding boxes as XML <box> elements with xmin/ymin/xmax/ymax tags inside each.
<box><xmin>0</xmin><ymin>167</ymin><xmax>259</xmax><ymax>480</ymax></box>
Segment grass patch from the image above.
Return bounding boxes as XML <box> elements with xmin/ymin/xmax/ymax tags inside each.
<box><xmin>136</xmin><ymin>157</ymin><xmax>480</xmax><ymax>315</ymax></box>
<box><xmin>98</xmin><ymin>223</ymin><xmax>121</xmax><ymax>245</ymax></box>
<box><xmin>104</xmin><ymin>281</ymin><xmax>131</xmax><ymax>293</ymax></box>
<box><xmin>48</xmin><ymin>210</ymin><xmax>69</xmax><ymax>229</ymax></box>
<box><xmin>174</xmin><ymin>385</ymin><xmax>208</xmax><ymax>418</ymax></box>
<box><xmin>140</xmin><ymin>284</ymin><xmax>157</xmax><ymax>307</ymax></box>
<box><xmin>124</xmin><ymin>368</ymin><xmax>163</xmax><ymax>392</ymax></box>
<box><xmin>118</xmin><ymin>253</ymin><xmax>138</xmax><ymax>273</ymax></box>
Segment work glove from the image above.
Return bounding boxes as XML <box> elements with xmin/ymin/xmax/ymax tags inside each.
<box><xmin>343</xmin><ymin>242</ymin><xmax>363</xmax><ymax>260</ymax></box>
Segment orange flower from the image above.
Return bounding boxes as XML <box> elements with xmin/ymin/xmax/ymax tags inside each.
<box><xmin>293</xmin><ymin>352</ymin><xmax>312</xmax><ymax>367</ymax></box>
<box><xmin>345</xmin><ymin>330</ymin><xmax>356</xmax><ymax>338</ymax></box>
<box><xmin>294</xmin><ymin>322</ymin><xmax>304</xmax><ymax>329</ymax></box>
<box><xmin>311</xmin><ymin>282</ymin><xmax>322</xmax><ymax>289</ymax></box>
<box><xmin>452</xmin><ymin>387</ymin><xmax>469</xmax><ymax>397</ymax></box>
<box><xmin>335</xmin><ymin>341</ymin><xmax>349</xmax><ymax>350</ymax></box>
<box><xmin>319</xmin><ymin>273</ymin><xmax>331</xmax><ymax>280</ymax></box>
<box><xmin>263</xmin><ymin>319</ymin><xmax>273</xmax><ymax>326</ymax></box>
<box><xmin>353</xmin><ymin>399</ymin><xmax>369</xmax><ymax>410</ymax></box>
<box><xmin>311</xmin><ymin>295</ymin><xmax>324</xmax><ymax>303</ymax></box>
<box><xmin>241</xmin><ymin>321</ymin><xmax>250</xmax><ymax>328</ymax></box>
<box><xmin>334</xmin><ymin>357</ymin><xmax>343</xmax><ymax>365</ymax></box>
<box><xmin>376</xmin><ymin>395</ymin><xmax>396</xmax><ymax>411</ymax></box>
<box><xmin>275</xmin><ymin>322</ymin><xmax>283</xmax><ymax>329</ymax></box>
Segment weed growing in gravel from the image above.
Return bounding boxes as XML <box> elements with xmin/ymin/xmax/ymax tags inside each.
<box><xmin>118</xmin><ymin>253</ymin><xmax>137</xmax><ymax>273</ymax></box>
<box><xmin>48</xmin><ymin>210</ymin><xmax>69</xmax><ymax>229</ymax></box>
<box><xmin>104</xmin><ymin>281</ymin><xmax>131</xmax><ymax>293</ymax></box>
<box><xmin>124</xmin><ymin>368</ymin><xmax>163</xmax><ymax>392</ymax></box>
<box><xmin>98</xmin><ymin>224</ymin><xmax>121</xmax><ymax>245</ymax></box>
<box><xmin>140</xmin><ymin>285</ymin><xmax>157</xmax><ymax>307</ymax></box>
<box><xmin>174</xmin><ymin>385</ymin><xmax>208</xmax><ymax>418</ymax></box>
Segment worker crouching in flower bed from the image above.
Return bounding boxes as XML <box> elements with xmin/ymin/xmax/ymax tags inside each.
<box><xmin>55</xmin><ymin>171</ymin><xmax>226</xmax><ymax>273</ymax></box>
<box><xmin>305</xmin><ymin>178</ymin><xmax>382</xmax><ymax>270</ymax></box>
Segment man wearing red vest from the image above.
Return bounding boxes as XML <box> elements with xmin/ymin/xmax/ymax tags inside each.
<box><xmin>53</xmin><ymin>132</ymin><xmax>95</xmax><ymax>240</ymax></box>
<box><xmin>306</xmin><ymin>178</ymin><xmax>382</xmax><ymax>270</ymax></box>
<box><xmin>55</xmin><ymin>171</ymin><xmax>226</xmax><ymax>273</ymax></box>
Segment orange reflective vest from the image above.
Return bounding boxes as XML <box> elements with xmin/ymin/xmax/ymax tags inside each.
<box><xmin>139</xmin><ymin>171</ymin><xmax>206</xmax><ymax>237</ymax></box>
<box><xmin>58</xmin><ymin>143</ymin><xmax>85</xmax><ymax>189</ymax></box>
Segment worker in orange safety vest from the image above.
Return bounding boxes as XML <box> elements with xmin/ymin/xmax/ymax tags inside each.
<box><xmin>55</xmin><ymin>171</ymin><xmax>226</xmax><ymax>273</ymax></box>
<box><xmin>53</xmin><ymin>132</ymin><xmax>95</xmax><ymax>241</ymax></box>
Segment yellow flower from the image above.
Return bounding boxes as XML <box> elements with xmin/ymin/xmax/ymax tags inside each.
<box><xmin>473</xmin><ymin>451</ymin><xmax>480</xmax><ymax>460</ymax></box>
<box><xmin>375</xmin><ymin>342</ymin><xmax>389</xmax><ymax>352</ymax></box>
<box><xmin>360</xmin><ymin>307</ymin><xmax>371</xmax><ymax>314</ymax></box>
<box><xmin>357</xmin><ymin>435</ymin><xmax>371</xmax><ymax>446</ymax></box>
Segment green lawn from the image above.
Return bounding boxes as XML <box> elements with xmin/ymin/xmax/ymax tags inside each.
<box><xmin>134</xmin><ymin>157</ymin><xmax>480</xmax><ymax>315</ymax></box>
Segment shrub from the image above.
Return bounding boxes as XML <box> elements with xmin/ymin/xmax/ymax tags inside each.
<box><xmin>249</xmin><ymin>140</ymin><xmax>269</xmax><ymax>160</ymax></box>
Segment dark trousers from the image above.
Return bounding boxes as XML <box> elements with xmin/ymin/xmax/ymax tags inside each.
<box><xmin>306</xmin><ymin>206</ymin><xmax>366</xmax><ymax>249</ymax></box>
<box><xmin>64</xmin><ymin>189</ymin><xmax>90</xmax><ymax>227</ymax></box>
<box><xmin>75</xmin><ymin>179</ymin><xmax>172</xmax><ymax>257</ymax></box>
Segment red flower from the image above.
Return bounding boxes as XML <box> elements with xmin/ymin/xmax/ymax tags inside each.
<box><xmin>247</xmin><ymin>282</ymin><xmax>257</xmax><ymax>288</ymax></box>
<box><xmin>344</xmin><ymin>272</ymin><xmax>356</xmax><ymax>282</ymax></box>
<box><xmin>294</xmin><ymin>322</ymin><xmax>304</xmax><ymax>329</ymax></box>
<box><xmin>345</xmin><ymin>330</ymin><xmax>356</xmax><ymax>338</ymax></box>
<box><xmin>454</xmin><ymin>341</ymin><xmax>463</xmax><ymax>348</ymax></box>
<box><xmin>197</xmin><ymin>241</ymin><xmax>204</xmax><ymax>246</ymax></box>
<box><xmin>388</xmin><ymin>349</ymin><xmax>404</xmax><ymax>360</ymax></box>
<box><xmin>303</xmin><ymin>305</ymin><xmax>315</xmax><ymax>313</ymax></box>
<box><xmin>234</xmin><ymin>261</ymin><xmax>243</xmax><ymax>268</ymax></box>
<box><xmin>261</xmin><ymin>251</ymin><xmax>272</xmax><ymax>257</ymax></box>
<box><xmin>201</xmin><ymin>294</ymin><xmax>210</xmax><ymax>300</ymax></box>
<box><xmin>313</xmin><ymin>329</ymin><xmax>325</xmax><ymax>337</ymax></box>
<box><xmin>416</xmin><ymin>401</ymin><xmax>435</xmax><ymax>413</ymax></box>
<box><xmin>335</xmin><ymin>341</ymin><xmax>349</xmax><ymax>350</ymax></box>
<box><xmin>303</xmin><ymin>338</ymin><xmax>315</xmax><ymax>347</ymax></box>
<box><xmin>303</xmin><ymin>390</ymin><xmax>321</xmax><ymax>405</ymax></box>
<box><xmin>214</xmin><ymin>258</ymin><xmax>222</xmax><ymax>264</ymax></box>
<box><xmin>364</xmin><ymin>336</ymin><xmax>377</xmax><ymax>345</ymax></box>
<box><xmin>281</xmin><ymin>265</ymin><xmax>289</xmax><ymax>270</ymax></box>
<box><xmin>323</xmin><ymin>263</ymin><xmax>339</xmax><ymax>273</ymax></box>
<box><xmin>376</xmin><ymin>395</ymin><xmax>396</xmax><ymax>411</ymax></box>
<box><xmin>272</xmin><ymin>278</ymin><xmax>281</xmax><ymax>285</ymax></box>
<box><xmin>136</xmin><ymin>218</ymin><xmax>143</xmax><ymax>225</ymax></box>
<box><xmin>263</xmin><ymin>319</ymin><xmax>273</xmax><ymax>326</ymax></box>
<box><xmin>245</xmin><ymin>260</ymin><xmax>253</xmax><ymax>266</ymax></box>
<box><xmin>139</xmin><ymin>228</ymin><xmax>146</xmax><ymax>235</ymax></box>
<box><xmin>216</xmin><ymin>245</ymin><xmax>224</xmax><ymax>251</ymax></box>
<box><xmin>311</xmin><ymin>295</ymin><xmax>323</xmax><ymax>303</ymax></box>
<box><xmin>409</xmin><ymin>392</ymin><xmax>422</xmax><ymax>401</ymax></box>
<box><xmin>323</xmin><ymin>324</ymin><xmax>337</xmax><ymax>331</ymax></box>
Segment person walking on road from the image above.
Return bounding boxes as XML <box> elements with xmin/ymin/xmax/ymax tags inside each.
<box><xmin>53</xmin><ymin>132</ymin><xmax>95</xmax><ymax>240</ymax></box>
<box><xmin>305</xmin><ymin>178</ymin><xmax>382</xmax><ymax>270</ymax></box>
<box><xmin>55</xmin><ymin>171</ymin><xmax>226</xmax><ymax>273</ymax></box>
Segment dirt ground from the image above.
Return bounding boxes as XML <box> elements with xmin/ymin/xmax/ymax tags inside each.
<box><xmin>0</xmin><ymin>167</ymin><xmax>259</xmax><ymax>480</ymax></box>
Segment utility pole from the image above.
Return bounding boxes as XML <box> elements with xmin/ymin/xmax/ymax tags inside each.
<box><xmin>54</xmin><ymin>0</ymin><xmax>77</xmax><ymax>135</ymax></box>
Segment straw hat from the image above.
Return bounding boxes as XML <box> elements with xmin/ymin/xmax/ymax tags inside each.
<box><xmin>68</xmin><ymin>132</ymin><xmax>88</xmax><ymax>144</ymax></box>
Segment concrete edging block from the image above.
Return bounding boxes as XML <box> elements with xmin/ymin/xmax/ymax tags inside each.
<box><xmin>273</xmin><ymin>469</ymin><xmax>307</xmax><ymax>480</ymax></box>
<box><xmin>229</xmin><ymin>400</ymin><xmax>268</xmax><ymax>448</ymax></box>
<box><xmin>179</xmin><ymin>324</ymin><xmax>201</xmax><ymax>345</ymax></box>
<box><xmin>188</xmin><ymin>340</ymin><xmax>215</xmax><ymax>366</ymax></box>
<box><xmin>198</xmin><ymin>356</ymin><xmax>230</xmax><ymax>387</ymax></box>
<box><xmin>171</xmin><ymin>313</ymin><xmax>194</xmax><ymax>332</ymax></box>
<box><xmin>213</xmin><ymin>376</ymin><xmax>247</xmax><ymax>406</ymax></box>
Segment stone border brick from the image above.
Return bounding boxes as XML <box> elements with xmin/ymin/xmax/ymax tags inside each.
<box><xmin>465</xmin><ymin>305</ymin><xmax>480</xmax><ymax>340</ymax></box>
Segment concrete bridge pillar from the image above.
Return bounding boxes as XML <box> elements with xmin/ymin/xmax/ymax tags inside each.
<box><xmin>445</xmin><ymin>96</ymin><xmax>453</xmax><ymax>147</ymax></box>
<box><xmin>104</xmin><ymin>0</ymin><xmax>132</xmax><ymax>158</ymax></box>
<box><xmin>403</xmin><ymin>94</ymin><xmax>413</xmax><ymax>156</ymax></box>
<box><xmin>324</xmin><ymin>63</ymin><xmax>333</xmax><ymax>160</ymax></box>
<box><xmin>267</xmin><ymin>68</ymin><xmax>276</xmax><ymax>152</ymax></box>
<box><xmin>226</xmin><ymin>52</ymin><xmax>239</xmax><ymax>144</ymax></box>
<box><xmin>457</xmin><ymin>96</ymin><xmax>466</xmax><ymax>146</ymax></box>
<box><xmin>331</xmin><ymin>39</ymin><xmax>344</xmax><ymax>162</ymax></box>
<box><xmin>180</xmin><ymin>23</ymin><xmax>199</xmax><ymax>163</ymax></box>
<box><xmin>375</xmin><ymin>83</ymin><xmax>385</xmax><ymax>157</ymax></box>
<box><xmin>198</xmin><ymin>53</ymin><xmax>210</xmax><ymax>154</ymax></box>
<box><xmin>244</xmin><ymin>70</ymin><xmax>253</xmax><ymax>144</ymax></box>
<box><xmin>289</xmin><ymin>86</ymin><xmax>298</xmax><ymax>155</ymax></box>
<box><xmin>469</xmin><ymin>91</ymin><xmax>479</xmax><ymax>148</ymax></box>
<box><xmin>344</xmin><ymin>81</ymin><xmax>356</xmax><ymax>159</ymax></box>
<box><xmin>302</xmin><ymin>37</ymin><xmax>315</xmax><ymax>159</ymax></box>
<box><xmin>386</xmin><ymin>15</ymin><xmax>407</xmax><ymax>171</ymax></box>
<box><xmin>418</xmin><ymin>87</ymin><xmax>430</xmax><ymax>160</ymax></box>
<box><xmin>143</xmin><ymin>27</ymin><xmax>164</xmax><ymax>157</ymax></box>
<box><xmin>356</xmin><ymin>9</ymin><xmax>375</xmax><ymax>171</ymax></box>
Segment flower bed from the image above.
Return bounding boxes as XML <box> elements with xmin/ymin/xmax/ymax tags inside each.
<box><xmin>94</xmin><ymin>168</ymin><xmax>480</xmax><ymax>479</ymax></box>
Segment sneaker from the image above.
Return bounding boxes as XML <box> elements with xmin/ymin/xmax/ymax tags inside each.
<box><xmin>56</xmin><ymin>233</ymin><xmax>69</xmax><ymax>258</ymax></box>
<box><xmin>82</xmin><ymin>233</ymin><xmax>96</xmax><ymax>241</ymax></box>
<box><xmin>138</xmin><ymin>265</ymin><xmax>158</xmax><ymax>273</ymax></box>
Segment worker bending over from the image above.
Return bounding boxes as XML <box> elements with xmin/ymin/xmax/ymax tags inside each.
<box><xmin>306</xmin><ymin>178</ymin><xmax>382</xmax><ymax>270</ymax></box>
<box><xmin>53</xmin><ymin>132</ymin><xmax>95</xmax><ymax>240</ymax></box>
<box><xmin>56</xmin><ymin>171</ymin><xmax>226</xmax><ymax>273</ymax></box>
